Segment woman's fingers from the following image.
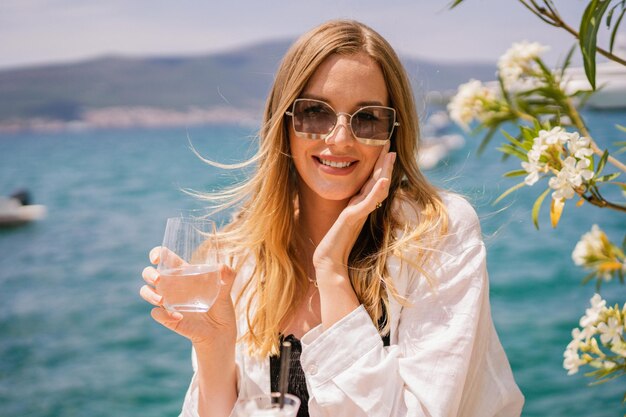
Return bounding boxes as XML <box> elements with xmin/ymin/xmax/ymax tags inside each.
<box><xmin>140</xmin><ymin>284</ymin><xmax>163</xmax><ymax>306</ymax></box>
<box><xmin>149</xmin><ymin>246</ymin><xmax>161</xmax><ymax>264</ymax></box>
<box><xmin>369</xmin><ymin>151</ymin><xmax>395</xmax><ymax>208</ymax></box>
<box><xmin>373</xmin><ymin>141</ymin><xmax>392</xmax><ymax>178</ymax></box>
<box><xmin>150</xmin><ymin>246</ymin><xmax>187</xmax><ymax>270</ymax></box>
<box><xmin>151</xmin><ymin>307</ymin><xmax>183</xmax><ymax>327</ymax></box>
<box><xmin>142</xmin><ymin>266</ymin><xmax>159</xmax><ymax>285</ymax></box>
<box><xmin>359</xmin><ymin>143</ymin><xmax>391</xmax><ymax>197</ymax></box>
<box><xmin>216</xmin><ymin>264</ymin><xmax>237</xmax><ymax>302</ymax></box>
<box><xmin>349</xmin><ymin>151</ymin><xmax>395</xmax><ymax>211</ymax></box>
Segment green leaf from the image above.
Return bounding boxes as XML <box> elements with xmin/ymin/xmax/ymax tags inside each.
<box><xmin>501</xmin><ymin>129</ymin><xmax>529</xmax><ymax>149</ymax></box>
<box><xmin>521</xmin><ymin>126</ymin><xmax>538</xmax><ymax>142</ymax></box>
<box><xmin>616</xmin><ymin>124</ymin><xmax>626</xmax><ymax>133</ymax></box>
<box><xmin>587</xmin><ymin>367</ymin><xmax>626</xmax><ymax>384</ymax></box>
<box><xmin>609</xmin><ymin>7</ymin><xmax>626</xmax><ymax>53</ymax></box>
<box><xmin>477</xmin><ymin>127</ymin><xmax>499</xmax><ymax>155</ymax></box>
<box><xmin>497</xmin><ymin>144</ymin><xmax>528</xmax><ymax>160</ymax></box>
<box><xmin>580</xmin><ymin>0</ymin><xmax>612</xmax><ymax>90</ymax></box>
<box><xmin>494</xmin><ymin>181</ymin><xmax>527</xmax><ymax>205</ymax></box>
<box><xmin>581</xmin><ymin>271</ymin><xmax>597</xmax><ymax>285</ymax></box>
<box><xmin>560</xmin><ymin>44</ymin><xmax>578</xmax><ymax>78</ymax></box>
<box><xmin>503</xmin><ymin>169</ymin><xmax>528</xmax><ymax>178</ymax></box>
<box><xmin>596</xmin><ymin>172</ymin><xmax>621</xmax><ymax>182</ymax></box>
<box><xmin>448</xmin><ymin>0</ymin><xmax>465</xmax><ymax>8</ymax></box>
<box><xmin>535</xmin><ymin>58</ymin><xmax>554</xmax><ymax>81</ymax></box>
<box><xmin>532</xmin><ymin>188</ymin><xmax>552</xmax><ymax>230</ymax></box>
<box><xmin>595</xmin><ymin>149</ymin><xmax>610</xmax><ymax>176</ymax></box>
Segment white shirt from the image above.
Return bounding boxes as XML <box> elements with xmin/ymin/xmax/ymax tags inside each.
<box><xmin>179</xmin><ymin>192</ymin><xmax>524</xmax><ymax>417</ymax></box>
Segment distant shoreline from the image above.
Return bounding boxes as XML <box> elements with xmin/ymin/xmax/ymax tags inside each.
<box><xmin>0</xmin><ymin>105</ymin><xmax>262</xmax><ymax>134</ymax></box>
<box><xmin>0</xmin><ymin>93</ymin><xmax>455</xmax><ymax>135</ymax></box>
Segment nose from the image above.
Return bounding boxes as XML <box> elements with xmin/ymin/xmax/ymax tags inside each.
<box><xmin>325</xmin><ymin>113</ymin><xmax>355</xmax><ymax>146</ymax></box>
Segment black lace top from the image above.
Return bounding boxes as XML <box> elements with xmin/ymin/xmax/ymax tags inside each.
<box><xmin>269</xmin><ymin>312</ymin><xmax>390</xmax><ymax>417</ymax></box>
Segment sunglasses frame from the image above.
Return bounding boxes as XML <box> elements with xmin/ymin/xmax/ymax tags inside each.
<box><xmin>285</xmin><ymin>98</ymin><xmax>399</xmax><ymax>146</ymax></box>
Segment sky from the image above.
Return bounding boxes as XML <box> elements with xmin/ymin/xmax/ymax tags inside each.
<box><xmin>0</xmin><ymin>0</ymin><xmax>619</xmax><ymax>70</ymax></box>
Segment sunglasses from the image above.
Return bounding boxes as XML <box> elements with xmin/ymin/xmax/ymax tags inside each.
<box><xmin>285</xmin><ymin>98</ymin><xmax>399</xmax><ymax>146</ymax></box>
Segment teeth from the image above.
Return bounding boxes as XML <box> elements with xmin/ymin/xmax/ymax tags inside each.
<box><xmin>319</xmin><ymin>158</ymin><xmax>353</xmax><ymax>168</ymax></box>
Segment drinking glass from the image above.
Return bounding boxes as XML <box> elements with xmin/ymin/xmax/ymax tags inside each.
<box><xmin>156</xmin><ymin>216</ymin><xmax>221</xmax><ymax>313</ymax></box>
<box><xmin>233</xmin><ymin>393</ymin><xmax>301</xmax><ymax>417</ymax></box>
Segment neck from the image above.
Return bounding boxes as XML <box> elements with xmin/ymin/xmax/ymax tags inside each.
<box><xmin>297</xmin><ymin>193</ymin><xmax>347</xmax><ymax>246</ymax></box>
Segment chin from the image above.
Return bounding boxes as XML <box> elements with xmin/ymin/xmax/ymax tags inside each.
<box><xmin>312</xmin><ymin>185</ymin><xmax>362</xmax><ymax>202</ymax></box>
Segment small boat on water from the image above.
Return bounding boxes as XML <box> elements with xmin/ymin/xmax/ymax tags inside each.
<box><xmin>418</xmin><ymin>110</ymin><xmax>466</xmax><ymax>170</ymax></box>
<box><xmin>0</xmin><ymin>190</ymin><xmax>47</xmax><ymax>227</ymax></box>
<box><xmin>563</xmin><ymin>60</ymin><xmax>626</xmax><ymax>109</ymax></box>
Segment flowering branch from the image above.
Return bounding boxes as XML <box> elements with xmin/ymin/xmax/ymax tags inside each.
<box><xmin>520</xmin><ymin>0</ymin><xmax>626</xmax><ymax>66</ymax></box>
<box><xmin>573</xmin><ymin>225</ymin><xmax>626</xmax><ymax>289</ymax></box>
<box><xmin>449</xmin><ymin>0</ymin><xmax>626</xmax><ymax>88</ymax></box>
<box><xmin>564</xmin><ymin>294</ymin><xmax>626</xmax><ymax>392</ymax></box>
<box><xmin>447</xmin><ymin>41</ymin><xmax>626</xmax><ymax>227</ymax></box>
<box><xmin>447</xmin><ymin>1</ymin><xmax>626</xmax><ymax>405</ymax></box>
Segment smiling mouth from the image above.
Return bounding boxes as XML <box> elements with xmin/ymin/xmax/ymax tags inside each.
<box><xmin>316</xmin><ymin>157</ymin><xmax>355</xmax><ymax>168</ymax></box>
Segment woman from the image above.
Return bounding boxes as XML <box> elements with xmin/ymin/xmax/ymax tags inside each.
<box><xmin>140</xmin><ymin>19</ymin><xmax>524</xmax><ymax>417</ymax></box>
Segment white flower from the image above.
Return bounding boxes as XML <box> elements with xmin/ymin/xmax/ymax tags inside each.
<box><xmin>522</xmin><ymin>161</ymin><xmax>542</xmax><ymax>185</ymax></box>
<box><xmin>521</xmin><ymin>131</ymin><xmax>552</xmax><ymax>185</ymax></box>
<box><xmin>539</xmin><ymin>126</ymin><xmax>569</xmax><ymax>146</ymax></box>
<box><xmin>498</xmin><ymin>41</ymin><xmax>549</xmax><ymax>86</ymax></box>
<box><xmin>563</xmin><ymin>329</ymin><xmax>589</xmax><ymax>375</ymax></box>
<box><xmin>597</xmin><ymin>317</ymin><xmax>623</xmax><ymax>346</ymax></box>
<box><xmin>447</xmin><ymin>79</ymin><xmax>497</xmax><ymax>130</ymax></box>
<box><xmin>579</xmin><ymin>293</ymin><xmax>607</xmax><ymax>328</ymax></box>
<box><xmin>548</xmin><ymin>156</ymin><xmax>593</xmax><ymax>200</ymax></box>
<box><xmin>563</xmin><ymin>347</ymin><xmax>585</xmax><ymax>375</ymax></box>
<box><xmin>566</xmin><ymin>132</ymin><xmax>594</xmax><ymax>159</ymax></box>
<box><xmin>572</xmin><ymin>225</ymin><xmax>606</xmax><ymax>266</ymax></box>
<box><xmin>610</xmin><ymin>341</ymin><xmax>626</xmax><ymax>357</ymax></box>
<box><xmin>563</xmin><ymin>328</ymin><xmax>586</xmax><ymax>375</ymax></box>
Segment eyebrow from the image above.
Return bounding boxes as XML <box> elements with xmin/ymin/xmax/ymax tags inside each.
<box><xmin>299</xmin><ymin>92</ymin><xmax>386</xmax><ymax>108</ymax></box>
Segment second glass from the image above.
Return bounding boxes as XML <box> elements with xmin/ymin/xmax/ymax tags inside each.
<box><xmin>156</xmin><ymin>216</ymin><xmax>221</xmax><ymax>313</ymax></box>
<box><xmin>233</xmin><ymin>393</ymin><xmax>301</xmax><ymax>417</ymax></box>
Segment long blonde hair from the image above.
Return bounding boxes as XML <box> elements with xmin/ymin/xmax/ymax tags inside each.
<box><xmin>202</xmin><ymin>20</ymin><xmax>448</xmax><ymax>357</ymax></box>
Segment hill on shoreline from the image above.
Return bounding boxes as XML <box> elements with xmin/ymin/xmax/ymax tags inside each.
<box><xmin>0</xmin><ymin>40</ymin><xmax>496</xmax><ymax>133</ymax></box>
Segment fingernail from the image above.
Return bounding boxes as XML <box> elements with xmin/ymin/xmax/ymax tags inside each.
<box><xmin>153</xmin><ymin>294</ymin><xmax>163</xmax><ymax>304</ymax></box>
<box><xmin>151</xmin><ymin>271</ymin><xmax>160</xmax><ymax>284</ymax></box>
<box><xmin>149</xmin><ymin>247</ymin><xmax>160</xmax><ymax>263</ymax></box>
<box><xmin>390</xmin><ymin>152</ymin><xmax>397</xmax><ymax>163</ymax></box>
<box><xmin>171</xmin><ymin>312</ymin><xmax>183</xmax><ymax>320</ymax></box>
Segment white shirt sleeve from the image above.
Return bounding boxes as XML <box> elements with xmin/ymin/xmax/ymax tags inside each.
<box><xmin>179</xmin><ymin>348</ymin><xmax>201</xmax><ymax>417</ymax></box>
<box><xmin>299</xmin><ymin>195</ymin><xmax>524</xmax><ymax>417</ymax></box>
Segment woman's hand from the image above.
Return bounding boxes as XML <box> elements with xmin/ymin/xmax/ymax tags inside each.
<box><xmin>314</xmin><ymin>142</ymin><xmax>396</xmax><ymax>270</ymax></box>
<box><xmin>139</xmin><ymin>246</ymin><xmax>238</xmax><ymax>350</ymax></box>
<box><xmin>312</xmin><ymin>143</ymin><xmax>395</xmax><ymax>329</ymax></box>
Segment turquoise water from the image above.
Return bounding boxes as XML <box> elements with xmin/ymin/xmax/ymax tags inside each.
<box><xmin>0</xmin><ymin>112</ymin><xmax>625</xmax><ymax>417</ymax></box>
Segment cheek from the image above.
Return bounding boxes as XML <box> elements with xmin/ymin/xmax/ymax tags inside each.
<box><xmin>361</xmin><ymin>147</ymin><xmax>383</xmax><ymax>173</ymax></box>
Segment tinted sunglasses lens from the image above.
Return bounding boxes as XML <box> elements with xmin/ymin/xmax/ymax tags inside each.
<box><xmin>352</xmin><ymin>107</ymin><xmax>395</xmax><ymax>141</ymax></box>
<box><xmin>293</xmin><ymin>100</ymin><xmax>336</xmax><ymax>137</ymax></box>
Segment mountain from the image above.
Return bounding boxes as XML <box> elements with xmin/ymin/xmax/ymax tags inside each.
<box><xmin>0</xmin><ymin>39</ymin><xmax>496</xmax><ymax>132</ymax></box>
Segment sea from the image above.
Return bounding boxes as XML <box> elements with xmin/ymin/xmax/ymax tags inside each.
<box><xmin>0</xmin><ymin>110</ymin><xmax>625</xmax><ymax>417</ymax></box>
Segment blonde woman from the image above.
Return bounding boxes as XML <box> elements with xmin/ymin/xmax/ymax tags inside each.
<box><xmin>140</xmin><ymin>19</ymin><xmax>524</xmax><ymax>417</ymax></box>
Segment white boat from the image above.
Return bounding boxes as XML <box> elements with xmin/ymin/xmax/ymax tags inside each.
<box><xmin>0</xmin><ymin>192</ymin><xmax>46</xmax><ymax>227</ymax></box>
<box><xmin>418</xmin><ymin>111</ymin><xmax>466</xmax><ymax>170</ymax></box>
<box><xmin>563</xmin><ymin>60</ymin><xmax>626</xmax><ymax>109</ymax></box>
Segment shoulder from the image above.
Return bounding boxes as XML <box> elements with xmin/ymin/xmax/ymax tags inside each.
<box><xmin>439</xmin><ymin>191</ymin><xmax>482</xmax><ymax>240</ymax></box>
<box><xmin>394</xmin><ymin>190</ymin><xmax>482</xmax><ymax>244</ymax></box>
